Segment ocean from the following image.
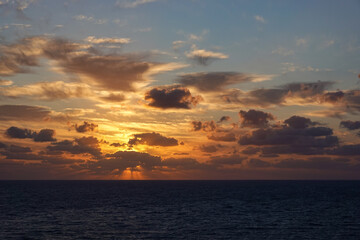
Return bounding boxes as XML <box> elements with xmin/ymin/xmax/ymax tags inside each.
<box><xmin>0</xmin><ymin>180</ymin><xmax>359</xmax><ymax>239</ymax></box>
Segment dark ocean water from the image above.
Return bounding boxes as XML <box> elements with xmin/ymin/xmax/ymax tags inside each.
<box><xmin>0</xmin><ymin>181</ymin><xmax>359</xmax><ymax>239</ymax></box>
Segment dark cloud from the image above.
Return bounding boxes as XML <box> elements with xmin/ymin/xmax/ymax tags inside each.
<box><xmin>177</xmin><ymin>72</ymin><xmax>255</xmax><ymax>92</ymax></box>
<box><xmin>0</xmin><ymin>36</ymin><xmax>182</xmax><ymax>91</ymax></box>
<box><xmin>239</xmin><ymin>109</ymin><xmax>275</xmax><ymax>128</ymax></box>
<box><xmin>208</xmin><ymin>132</ymin><xmax>236</xmax><ymax>142</ymax></box>
<box><xmin>5</xmin><ymin>126</ymin><xmax>56</xmax><ymax>142</ymax></box>
<box><xmin>241</xmin><ymin>146</ymin><xmax>261</xmax><ymax>155</ymax></box>
<box><xmin>239</xmin><ymin>127</ymin><xmax>335</xmax><ymax>146</ymax></box>
<box><xmin>47</xmin><ymin>136</ymin><xmax>101</xmax><ymax>156</ymax></box>
<box><xmin>128</xmin><ymin>132</ymin><xmax>178</xmax><ymax>147</ymax></box>
<box><xmin>162</xmin><ymin>158</ymin><xmax>201</xmax><ymax>169</ymax></box>
<box><xmin>74</xmin><ymin>121</ymin><xmax>98</xmax><ymax>133</ymax></box>
<box><xmin>208</xmin><ymin>155</ymin><xmax>246</xmax><ymax>166</ymax></box>
<box><xmin>247</xmin><ymin>158</ymin><xmax>272</xmax><ymax>168</ymax></box>
<box><xmin>321</xmin><ymin>91</ymin><xmax>345</xmax><ymax>103</ymax></box>
<box><xmin>33</xmin><ymin>129</ymin><xmax>56</xmax><ymax>142</ymax></box>
<box><xmin>5</xmin><ymin>126</ymin><xmax>34</xmax><ymax>139</ymax></box>
<box><xmin>273</xmin><ymin>157</ymin><xmax>357</xmax><ymax>170</ymax></box>
<box><xmin>89</xmin><ymin>151</ymin><xmax>162</xmax><ymax>173</ymax></box>
<box><xmin>218</xmin><ymin>116</ymin><xmax>231</xmax><ymax>123</ymax></box>
<box><xmin>330</xmin><ymin>144</ymin><xmax>360</xmax><ymax>156</ymax></box>
<box><xmin>110</xmin><ymin>142</ymin><xmax>126</xmax><ymax>147</ymax></box>
<box><xmin>145</xmin><ymin>87</ymin><xmax>202</xmax><ymax>109</ymax></box>
<box><xmin>191</xmin><ymin>120</ymin><xmax>217</xmax><ymax>132</ymax></box>
<box><xmin>0</xmin><ymin>105</ymin><xmax>51</xmax><ymax>121</ymax></box>
<box><xmin>340</xmin><ymin>120</ymin><xmax>360</xmax><ymax>130</ymax></box>
<box><xmin>221</xmin><ymin>81</ymin><xmax>334</xmax><ymax>108</ymax></box>
<box><xmin>99</xmin><ymin>93</ymin><xmax>125</xmax><ymax>102</ymax></box>
<box><xmin>185</xmin><ymin>48</ymin><xmax>228</xmax><ymax>66</ymax></box>
<box><xmin>284</xmin><ymin>115</ymin><xmax>316</xmax><ymax>129</ymax></box>
<box><xmin>199</xmin><ymin>145</ymin><xmax>219</xmax><ymax>153</ymax></box>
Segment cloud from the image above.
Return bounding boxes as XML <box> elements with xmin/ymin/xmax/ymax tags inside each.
<box><xmin>218</xmin><ymin>116</ymin><xmax>231</xmax><ymax>123</ymax></box>
<box><xmin>0</xmin><ymin>79</ymin><xmax>13</xmax><ymax>86</ymax></box>
<box><xmin>74</xmin><ymin>121</ymin><xmax>98</xmax><ymax>133</ymax></box>
<box><xmin>208</xmin><ymin>154</ymin><xmax>246</xmax><ymax>166</ymax></box>
<box><xmin>238</xmin><ymin>114</ymin><xmax>339</xmax><ymax>156</ymax></box>
<box><xmin>172</xmin><ymin>40</ymin><xmax>185</xmax><ymax>51</ymax></box>
<box><xmin>254</xmin><ymin>15</ymin><xmax>266</xmax><ymax>23</ymax></box>
<box><xmin>5</xmin><ymin>126</ymin><xmax>56</xmax><ymax>142</ymax></box>
<box><xmin>0</xmin><ymin>0</ymin><xmax>36</xmax><ymax>19</ymax></box>
<box><xmin>296</xmin><ymin>38</ymin><xmax>308</xmax><ymax>46</ymax></box>
<box><xmin>185</xmin><ymin>46</ymin><xmax>228</xmax><ymax>65</ymax></box>
<box><xmin>0</xmin><ymin>105</ymin><xmax>51</xmax><ymax>121</ymax></box>
<box><xmin>272</xmin><ymin>47</ymin><xmax>294</xmax><ymax>56</ymax></box>
<box><xmin>284</xmin><ymin>115</ymin><xmax>317</xmax><ymax>129</ymax></box>
<box><xmin>272</xmin><ymin>157</ymin><xmax>358</xmax><ymax>171</ymax></box>
<box><xmin>208</xmin><ymin>132</ymin><xmax>236</xmax><ymax>142</ymax></box>
<box><xmin>239</xmin><ymin>109</ymin><xmax>275</xmax><ymax>128</ymax></box>
<box><xmin>5</xmin><ymin>126</ymin><xmax>34</xmax><ymax>139</ymax></box>
<box><xmin>340</xmin><ymin>120</ymin><xmax>360</xmax><ymax>130</ymax></box>
<box><xmin>99</xmin><ymin>93</ymin><xmax>125</xmax><ymax>102</ymax></box>
<box><xmin>145</xmin><ymin>87</ymin><xmax>202</xmax><ymax>109</ymax></box>
<box><xmin>162</xmin><ymin>157</ymin><xmax>201</xmax><ymax>170</ymax></box>
<box><xmin>221</xmin><ymin>81</ymin><xmax>334</xmax><ymax>108</ymax></box>
<box><xmin>128</xmin><ymin>132</ymin><xmax>178</xmax><ymax>147</ymax></box>
<box><xmin>115</xmin><ymin>0</ymin><xmax>158</xmax><ymax>8</ymax></box>
<box><xmin>47</xmin><ymin>136</ymin><xmax>101</xmax><ymax>157</ymax></box>
<box><xmin>85</xmin><ymin>36</ymin><xmax>131</xmax><ymax>45</ymax></box>
<box><xmin>330</xmin><ymin>144</ymin><xmax>360</xmax><ymax>156</ymax></box>
<box><xmin>73</xmin><ymin>15</ymin><xmax>107</xmax><ymax>24</ymax></box>
<box><xmin>33</xmin><ymin>129</ymin><xmax>56</xmax><ymax>142</ymax></box>
<box><xmin>0</xmin><ymin>81</ymin><xmax>93</xmax><ymax>100</ymax></box>
<box><xmin>0</xmin><ymin>36</ymin><xmax>186</xmax><ymax>92</ymax></box>
<box><xmin>89</xmin><ymin>151</ymin><xmax>161</xmax><ymax>174</ymax></box>
<box><xmin>177</xmin><ymin>72</ymin><xmax>272</xmax><ymax>92</ymax></box>
<box><xmin>191</xmin><ymin>120</ymin><xmax>217</xmax><ymax>132</ymax></box>
<box><xmin>199</xmin><ymin>145</ymin><xmax>219</xmax><ymax>153</ymax></box>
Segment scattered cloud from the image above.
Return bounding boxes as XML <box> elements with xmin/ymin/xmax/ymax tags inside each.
<box><xmin>254</xmin><ymin>15</ymin><xmax>266</xmax><ymax>23</ymax></box>
<box><xmin>73</xmin><ymin>121</ymin><xmax>98</xmax><ymax>133</ymax></box>
<box><xmin>185</xmin><ymin>46</ymin><xmax>228</xmax><ymax>65</ymax></box>
<box><xmin>145</xmin><ymin>86</ymin><xmax>202</xmax><ymax>109</ymax></box>
<box><xmin>239</xmin><ymin>109</ymin><xmax>275</xmax><ymax>128</ymax></box>
<box><xmin>115</xmin><ymin>0</ymin><xmax>158</xmax><ymax>8</ymax></box>
<box><xmin>5</xmin><ymin>126</ymin><xmax>56</xmax><ymax>142</ymax></box>
<box><xmin>272</xmin><ymin>47</ymin><xmax>294</xmax><ymax>56</ymax></box>
<box><xmin>177</xmin><ymin>72</ymin><xmax>272</xmax><ymax>92</ymax></box>
<box><xmin>128</xmin><ymin>132</ymin><xmax>178</xmax><ymax>147</ymax></box>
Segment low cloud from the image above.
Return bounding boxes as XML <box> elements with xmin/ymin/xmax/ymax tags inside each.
<box><xmin>254</xmin><ymin>15</ymin><xmax>266</xmax><ymax>23</ymax></box>
<box><xmin>0</xmin><ymin>36</ymin><xmax>185</xmax><ymax>92</ymax></box>
<box><xmin>74</xmin><ymin>121</ymin><xmax>98</xmax><ymax>133</ymax></box>
<box><xmin>145</xmin><ymin>87</ymin><xmax>202</xmax><ymax>109</ymax></box>
<box><xmin>47</xmin><ymin>136</ymin><xmax>101</xmax><ymax>157</ymax></box>
<box><xmin>208</xmin><ymin>132</ymin><xmax>236</xmax><ymax>142</ymax></box>
<box><xmin>340</xmin><ymin>120</ymin><xmax>360</xmax><ymax>130</ymax></box>
<box><xmin>5</xmin><ymin>126</ymin><xmax>56</xmax><ymax>142</ymax></box>
<box><xmin>185</xmin><ymin>46</ymin><xmax>228</xmax><ymax>65</ymax></box>
<box><xmin>284</xmin><ymin>115</ymin><xmax>317</xmax><ymax>129</ymax></box>
<box><xmin>191</xmin><ymin>120</ymin><xmax>217</xmax><ymax>132</ymax></box>
<box><xmin>239</xmin><ymin>109</ymin><xmax>275</xmax><ymax>128</ymax></box>
<box><xmin>128</xmin><ymin>132</ymin><xmax>179</xmax><ymax>147</ymax></box>
<box><xmin>218</xmin><ymin>116</ymin><xmax>231</xmax><ymax>123</ymax></box>
<box><xmin>115</xmin><ymin>0</ymin><xmax>158</xmax><ymax>8</ymax></box>
<box><xmin>177</xmin><ymin>72</ymin><xmax>271</xmax><ymax>92</ymax></box>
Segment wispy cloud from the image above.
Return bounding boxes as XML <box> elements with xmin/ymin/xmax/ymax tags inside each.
<box><xmin>254</xmin><ymin>15</ymin><xmax>266</xmax><ymax>23</ymax></box>
<box><xmin>115</xmin><ymin>0</ymin><xmax>158</xmax><ymax>8</ymax></box>
<box><xmin>272</xmin><ymin>47</ymin><xmax>294</xmax><ymax>56</ymax></box>
<box><xmin>73</xmin><ymin>15</ymin><xmax>107</xmax><ymax>24</ymax></box>
<box><xmin>186</xmin><ymin>45</ymin><xmax>228</xmax><ymax>65</ymax></box>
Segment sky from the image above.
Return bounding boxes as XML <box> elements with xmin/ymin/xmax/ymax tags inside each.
<box><xmin>0</xmin><ymin>0</ymin><xmax>360</xmax><ymax>180</ymax></box>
